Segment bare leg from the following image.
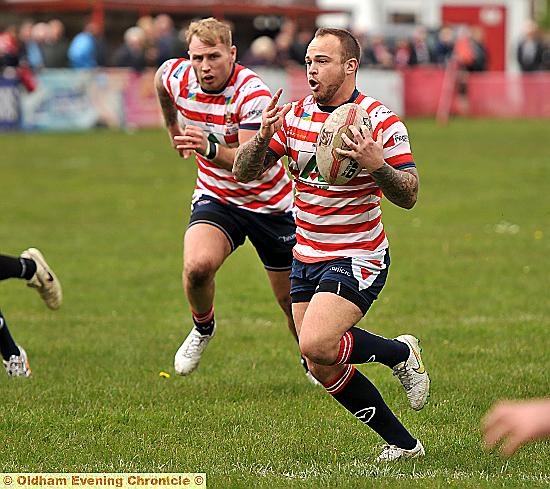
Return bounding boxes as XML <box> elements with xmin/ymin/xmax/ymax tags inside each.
<box><xmin>183</xmin><ymin>223</ymin><xmax>231</xmax><ymax>314</ymax></box>
<box><xmin>266</xmin><ymin>269</ymin><xmax>297</xmax><ymax>342</ymax></box>
<box><xmin>174</xmin><ymin>223</ymin><xmax>232</xmax><ymax>376</ymax></box>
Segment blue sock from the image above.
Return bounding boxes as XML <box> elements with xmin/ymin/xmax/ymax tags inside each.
<box><xmin>335</xmin><ymin>327</ymin><xmax>409</xmax><ymax>367</ymax></box>
<box><xmin>192</xmin><ymin>307</ymin><xmax>215</xmax><ymax>335</ymax></box>
<box><xmin>324</xmin><ymin>365</ymin><xmax>417</xmax><ymax>449</ymax></box>
<box><xmin>0</xmin><ymin>311</ymin><xmax>21</xmax><ymax>360</ymax></box>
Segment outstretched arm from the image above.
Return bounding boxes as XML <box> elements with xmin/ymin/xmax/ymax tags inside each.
<box><xmin>234</xmin><ymin>89</ymin><xmax>290</xmax><ymax>182</ymax></box>
<box><xmin>339</xmin><ymin>126</ymin><xmax>419</xmax><ymax>209</ymax></box>
<box><xmin>483</xmin><ymin>398</ymin><xmax>550</xmax><ymax>456</ymax></box>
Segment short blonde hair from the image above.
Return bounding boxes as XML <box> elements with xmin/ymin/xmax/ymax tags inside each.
<box><xmin>186</xmin><ymin>17</ymin><xmax>232</xmax><ymax>48</ymax></box>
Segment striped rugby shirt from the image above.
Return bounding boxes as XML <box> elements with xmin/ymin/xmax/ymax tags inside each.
<box><xmin>161</xmin><ymin>59</ymin><xmax>293</xmax><ymax>214</ymax></box>
<box><xmin>268</xmin><ymin>90</ymin><xmax>416</xmax><ymax>263</ymax></box>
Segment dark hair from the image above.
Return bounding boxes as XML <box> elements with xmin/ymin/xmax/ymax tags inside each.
<box><xmin>314</xmin><ymin>27</ymin><xmax>361</xmax><ymax>64</ymax></box>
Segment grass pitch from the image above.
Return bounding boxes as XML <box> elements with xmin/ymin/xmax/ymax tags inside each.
<box><xmin>1</xmin><ymin>119</ymin><xmax>549</xmax><ymax>488</ymax></box>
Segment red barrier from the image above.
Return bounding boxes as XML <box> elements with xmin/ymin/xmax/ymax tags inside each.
<box><xmin>403</xmin><ymin>67</ymin><xmax>550</xmax><ymax>118</ymax></box>
<box><xmin>468</xmin><ymin>72</ymin><xmax>550</xmax><ymax>118</ymax></box>
<box><xmin>403</xmin><ymin>66</ymin><xmax>459</xmax><ymax>117</ymax></box>
<box><xmin>124</xmin><ymin>70</ymin><xmax>162</xmax><ymax>128</ymax></box>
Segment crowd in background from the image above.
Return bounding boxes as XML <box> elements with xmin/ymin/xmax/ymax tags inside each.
<box><xmin>0</xmin><ymin>14</ymin><xmax>186</xmax><ymax>75</ymax></box>
<box><xmin>241</xmin><ymin>22</ymin><xmax>491</xmax><ymax>72</ymax></box>
<box><xmin>2</xmin><ymin>13</ymin><xmax>550</xmax><ymax>89</ymax></box>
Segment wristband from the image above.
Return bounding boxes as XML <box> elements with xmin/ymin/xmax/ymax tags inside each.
<box><xmin>204</xmin><ymin>140</ymin><xmax>218</xmax><ymax>160</ymax></box>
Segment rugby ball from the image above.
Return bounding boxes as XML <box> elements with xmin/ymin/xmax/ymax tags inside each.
<box><xmin>316</xmin><ymin>103</ymin><xmax>372</xmax><ymax>185</ymax></box>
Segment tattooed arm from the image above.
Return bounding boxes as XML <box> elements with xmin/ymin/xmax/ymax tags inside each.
<box><xmin>339</xmin><ymin>125</ymin><xmax>419</xmax><ymax>209</ymax></box>
<box><xmin>233</xmin><ymin>88</ymin><xmax>291</xmax><ymax>182</ymax></box>
<box><xmin>234</xmin><ymin>133</ymin><xmax>278</xmax><ymax>182</ymax></box>
<box><xmin>155</xmin><ymin>63</ymin><xmax>176</xmax><ymax>126</ymax></box>
<box><xmin>371</xmin><ymin>165</ymin><xmax>418</xmax><ymax>209</ymax></box>
<box><xmin>154</xmin><ymin>62</ymin><xmax>189</xmax><ymax>157</ymax></box>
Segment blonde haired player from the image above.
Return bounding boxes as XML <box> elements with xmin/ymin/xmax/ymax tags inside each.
<box><xmin>154</xmin><ymin>18</ymin><xmax>314</xmax><ymax>380</ymax></box>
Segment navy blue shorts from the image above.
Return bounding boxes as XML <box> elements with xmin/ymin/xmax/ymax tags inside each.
<box><xmin>189</xmin><ymin>195</ymin><xmax>296</xmax><ymax>271</ymax></box>
<box><xmin>289</xmin><ymin>250</ymin><xmax>390</xmax><ymax>315</ymax></box>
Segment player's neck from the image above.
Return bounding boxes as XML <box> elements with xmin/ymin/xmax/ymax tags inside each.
<box><xmin>317</xmin><ymin>88</ymin><xmax>359</xmax><ymax>113</ymax></box>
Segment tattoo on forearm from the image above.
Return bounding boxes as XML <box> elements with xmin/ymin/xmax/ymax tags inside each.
<box><xmin>234</xmin><ymin>133</ymin><xmax>273</xmax><ymax>182</ymax></box>
<box><xmin>371</xmin><ymin>163</ymin><xmax>418</xmax><ymax>209</ymax></box>
<box><xmin>157</xmin><ymin>89</ymin><xmax>178</xmax><ymax>126</ymax></box>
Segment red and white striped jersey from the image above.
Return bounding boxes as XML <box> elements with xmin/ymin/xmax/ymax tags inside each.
<box><xmin>161</xmin><ymin>59</ymin><xmax>293</xmax><ymax>214</ymax></box>
<box><xmin>268</xmin><ymin>91</ymin><xmax>415</xmax><ymax>262</ymax></box>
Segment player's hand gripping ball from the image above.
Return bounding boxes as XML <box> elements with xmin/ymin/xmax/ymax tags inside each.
<box><xmin>316</xmin><ymin>103</ymin><xmax>372</xmax><ymax>185</ymax></box>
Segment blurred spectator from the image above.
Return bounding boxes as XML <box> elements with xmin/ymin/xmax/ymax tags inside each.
<box><xmin>17</xmin><ymin>19</ymin><xmax>34</xmax><ymax>66</ymax></box>
<box><xmin>0</xmin><ymin>24</ymin><xmax>20</xmax><ymax>69</ymax></box>
<box><xmin>273</xmin><ymin>19</ymin><xmax>296</xmax><ymax>67</ymax></box>
<box><xmin>394</xmin><ymin>38</ymin><xmax>412</xmax><ymax>68</ymax></box>
<box><xmin>468</xmin><ymin>26</ymin><xmax>487</xmax><ymax>72</ymax></box>
<box><xmin>26</xmin><ymin>22</ymin><xmax>49</xmax><ymax>71</ymax></box>
<box><xmin>517</xmin><ymin>20</ymin><xmax>544</xmax><ymax>72</ymax></box>
<box><xmin>409</xmin><ymin>26</ymin><xmax>436</xmax><ymax>65</ymax></box>
<box><xmin>370</xmin><ymin>35</ymin><xmax>394</xmax><ymax>69</ymax></box>
<box><xmin>154</xmin><ymin>14</ymin><xmax>180</xmax><ymax>64</ymax></box>
<box><xmin>0</xmin><ymin>23</ymin><xmax>36</xmax><ymax>91</ymax></box>
<box><xmin>434</xmin><ymin>25</ymin><xmax>455</xmax><ymax>65</ymax></box>
<box><xmin>450</xmin><ymin>26</ymin><xmax>487</xmax><ymax>115</ymax></box>
<box><xmin>358</xmin><ymin>33</ymin><xmax>377</xmax><ymax>67</ymax></box>
<box><xmin>137</xmin><ymin>15</ymin><xmax>160</xmax><ymax>67</ymax></box>
<box><xmin>68</xmin><ymin>19</ymin><xmax>104</xmax><ymax>68</ymax></box>
<box><xmin>453</xmin><ymin>26</ymin><xmax>476</xmax><ymax>69</ymax></box>
<box><xmin>288</xmin><ymin>28</ymin><xmax>314</xmax><ymax>65</ymax></box>
<box><xmin>137</xmin><ymin>15</ymin><xmax>155</xmax><ymax>43</ymax></box>
<box><xmin>241</xmin><ymin>36</ymin><xmax>278</xmax><ymax>67</ymax></box>
<box><xmin>42</xmin><ymin>19</ymin><xmax>68</xmax><ymax>68</ymax></box>
<box><xmin>112</xmin><ymin>26</ymin><xmax>147</xmax><ymax>71</ymax></box>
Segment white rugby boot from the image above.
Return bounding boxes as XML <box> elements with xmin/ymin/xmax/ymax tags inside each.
<box><xmin>393</xmin><ymin>334</ymin><xmax>430</xmax><ymax>411</ymax></box>
<box><xmin>376</xmin><ymin>440</ymin><xmax>425</xmax><ymax>462</ymax></box>
<box><xmin>21</xmin><ymin>248</ymin><xmax>62</xmax><ymax>310</ymax></box>
<box><xmin>3</xmin><ymin>345</ymin><xmax>32</xmax><ymax>378</ymax></box>
<box><xmin>174</xmin><ymin>324</ymin><xmax>216</xmax><ymax>376</ymax></box>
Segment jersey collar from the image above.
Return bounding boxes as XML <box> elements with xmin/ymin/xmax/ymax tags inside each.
<box><xmin>317</xmin><ymin>88</ymin><xmax>360</xmax><ymax>113</ymax></box>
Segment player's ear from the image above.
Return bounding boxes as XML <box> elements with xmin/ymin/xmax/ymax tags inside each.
<box><xmin>345</xmin><ymin>58</ymin><xmax>358</xmax><ymax>75</ymax></box>
<box><xmin>230</xmin><ymin>45</ymin><xmax>237</xmax><ymax>63</ymax></box>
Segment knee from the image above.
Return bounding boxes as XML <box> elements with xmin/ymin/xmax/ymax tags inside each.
<box><xmin>184</xmin><ymin>260</ymin><xmax>216</xmax><ymax>289</ymax></box>
<box><xmin>299</xmin><ymin>335</ymin><xmax>336</xmax><ymax>366</ymax></box>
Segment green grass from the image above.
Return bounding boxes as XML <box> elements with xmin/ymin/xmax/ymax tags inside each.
<box><xmin>0</xmin><ymin>119</ymin><xmax>549</xmax><ymax>488</ymax></box>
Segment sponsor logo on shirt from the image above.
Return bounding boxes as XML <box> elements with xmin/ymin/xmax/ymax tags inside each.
<box><xmin>386</xmin><ymin>133</ymin><xmax>409</xmax><ymax>147</ymax></box>
<box><xmin>373</xmin><ymin>106</ymin><xmax>392</xmax><ymax>117</ymax></box>
<box><xmin>394</xmin><ymin>134</ymin><xmax>409</xmax><ymax>144</ymax></box>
